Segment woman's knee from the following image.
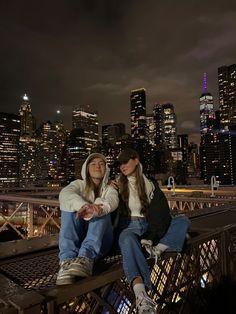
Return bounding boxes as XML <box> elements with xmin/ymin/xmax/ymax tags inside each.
<box><xmin>118</xmin><ymin>230</ymin><xmax>138</xmax><ymax>246</ymax></box>
<box><xmin>174</xmin><ymin>215</ymin><xmax>191</xmax><ymax>228</ymax></box>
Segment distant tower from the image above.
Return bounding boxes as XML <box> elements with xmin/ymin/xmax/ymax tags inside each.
<box><xmin>130</xmin><ymin>88</ymin><xmax>146</xmax><ymax>140</ymax></box>
<box><xmin>72</xmin><ymin>105</ymin><xmax>99</xmax><ymax>153</ymax></box>
<box><xmin>153</xmin><ymin>104</ymin><xmax>164</xmax><ymax>146</ymax></box>
<box><xmin>162</xmin><ymin>103</ymin><xmax>178</xmax><ymax>149</ymax></box>
<box><xmin>146</xmin><ymin>114</ymin><xmax>155</xmax><ymax>146</ymax></box>
<box><xmin>0</xmin><ymin>112</ymin><xmax>20</xmax><ymax>187</ymax></box>
<box><xmin>199</xmin><ymin>73</ymin><xmax>215</xmax><ymax>134</ymax></box>
<box><xmin>19</xmin><ymin>94</ymin><xmax>33</xmax><ymax>136</ymax></box>
<box><xmin>66</xmin><ymin>128</ymin><xmax>87</xmax><ymax>181</ymax></box>
<box><xmin>218</xmin><ymin>64</ymin><xmax>236</xmax><ymax>128</ymax></box>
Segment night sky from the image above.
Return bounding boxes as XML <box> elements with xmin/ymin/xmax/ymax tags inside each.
<box><xmin>1</xmin><ymin>0</ymin><xmax>236</xmax><ymax>143</ymax></box>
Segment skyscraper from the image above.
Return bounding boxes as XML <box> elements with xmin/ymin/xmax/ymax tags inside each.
<box><xmin>19</xmin><ymin>136</ymin><xmax>37</xmax><ymax>187</ymax></box>
<box><xmin>162</xmin><ymin>103</ymin><xmax>178</xmax><ymax>149</ymax></box>
<box><xmin>66</xmin><ymin>128</ymin><xmax>87</xmax><ymax>182</ymax></box>
<box><xmin>178</xmin><ymin>134</ymin><xmax>189</xmax><ymax>180</ymax></box>
<box><xmin>218</xmin><ymin>64</ymin><xmax>236</xmax><ymax>128</ymax></box>
<box><xmin>130</xmin><ymin>88</ymin><xmax>146</xmax><ymax>140</ymax></box>
<box><xmin>19</xmin><ymin>94</ymin><xmax>34</xmax><ymax>136</ymax></box>
<box><xmin>72</xmin><ymin>105</ymin><xmax>99</xmax><ymax>153</ymax></box>
<box><xmin>146</xmin><ymin>114</ymin><xmax>155</xmax><ymax>146</ymax></box>
<box><xmin>0</xmin><ymin>112</ymin><xmax>20</xmax><ymax>187</ymax></box>
<box><xmin>153</xmin><ymin>104</ymin><xmax>164</xmax><ymax>146</ymax></box>
<box><xmin>35</xmin><ymin>121</ymin><xmax>66</xmax><ymax>183</ymax></box>
<box><xmin>102</xmin><ymin>123</ymin><xmax>126</xmax><ymax>145</ymax></box>
<box><xmin>18</xmin><ymin>94</ymin><xmax>37</xmax><ymax>187</ymax></box>
<box><xmin>199</xmin><ymin>73</ymin><xmax>215</xmax><ymax>134</ymax></box>
<box><xmin>199</xmin><ymin>73</ymin><xmax>218</xmax><ymax>183</ymax></box>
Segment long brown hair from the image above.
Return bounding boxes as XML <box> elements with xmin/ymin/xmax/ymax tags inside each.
<box><xmin>119</xmin><ymin>163</ymin><xmax>149</xmax><ymax>216</ymax></box>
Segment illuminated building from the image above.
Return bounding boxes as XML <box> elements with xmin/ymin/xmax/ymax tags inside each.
<box><xmin>72</xmin><ymin>106</ymin><xmax>99</xmax><ymax>153</ymax></box>
<box><xmin>200</xmin><ymin>73</ymin><xmax>215</xmax><ymax>134</ymax></box>
<box><xmin>18</xmin><ymin>94</ymin><xmax>38</xmax><ymax>187</ymax></box>
<box><xmin>66</xmin><ymin>128</ymin><xmax>87</xmax><ymax>182</ymax></box>
<box><xmin>0</xmin><ymin>112</ymin><xmax>20</xmax><ymax>187</ymax></box>
<box><xmin>218</xmin><ymin>64</ymin><xmax>236</xmax><ymax>129</ymax></box>
<box><xmin>130</xmin><ymin>88</ymin><xmax>146</xmax><ymax>140</ymax></box>
<box><xmin>19</xmin><ymin>136</ymin><xmax>37</xmax><ymax>187</ymax></box>
<box><xmin>199</xmin><ymin>73</ymin><xmax>218</xmax><ymax>183</ymax></box>
<box><xmin>36</xmin><ymin>121</ymin><xmax>66</xmax><ymax>183</ymax></box>
<box><xmin>218</xmin><ymin>127</ymin><xmax>236</xmax><ymax>185</ymax></box>
<box><xmin>200</xmin><ymin>131</ymin><xmax>220</xmax><ymax>183</ymax></box>
<box><xmin>19</xmin><ymin>94</ymin><xmax>34</xmax><ymax>136</ymax></box>
<box><xmin>153</xmin><ymin>104</ymin><xmax>164</xmax><ymax>146</ymax></box>
<box><xmin>146</xmin><ymin>114</ymin><xmax>155</xmax><ymax>146</ymax></box>
<box><xmin>162</xmin><ymin>103</ymin><xmax>178</xmax><ymax>149</ymax></box>
<box><xmin>153</xmin><ymin>103</ymin><xmax>178</xmax><ymax>149</ymax></box>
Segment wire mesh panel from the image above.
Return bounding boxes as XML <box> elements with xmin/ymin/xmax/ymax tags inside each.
<box><xmin>0</xmin><ymin>225</ymin><xmax>236</xmax><ymax>313</ymax></box>
<box><xmin>0</xmin><ymin>250</ymin><xmax>59</xmax><ymax>290</ymax></box>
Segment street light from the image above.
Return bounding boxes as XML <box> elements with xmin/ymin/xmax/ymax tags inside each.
<box><xmin>210</xmin><ymin>175</ymin><xmax>219</xmax><ymax>197</ymax></box>
<box><xmin>167</xmin><ymin>176</ymin><xmax>175</xmax><ymax>196</ymax></box>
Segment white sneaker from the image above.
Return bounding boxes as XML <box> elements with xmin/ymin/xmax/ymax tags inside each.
<box><xmin>141</xmin><ymin>239</ymin><xmax>163</xmax><ymax>263</ymax></box>
<box><xmin>56</xmin><ymin>259</ymin><xmax>75</xmax><ymax>285</ymax></box>
<box><xmin>136</xmin><ymin>292</ymin><xmax>156</xmax><ymax>314</ymax></box>
<box><xmin>69</xmin><ymin>256</ymin><xmax>94</xmax><ymax>277</ymax></box>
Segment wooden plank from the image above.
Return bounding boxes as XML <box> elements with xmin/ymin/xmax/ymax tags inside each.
<box><xmin>0</xmin><ymin>274</ymin><xmax>45</xmax><ymax>312</ymax></box>
<box><xmin>0</xmin><ymin>234</ymin><xmax>58</xmax><ymax>260</ymax></box>
<box><xmin>41</xmin><ymin>261</ymin><xmax>124</xmax><ymax>304</ymax></box>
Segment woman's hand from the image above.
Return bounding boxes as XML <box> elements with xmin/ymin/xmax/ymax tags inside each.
<box><xmin>76</xmin><ymin>204</ymin><xmax>103</xmax><ymax>220</ymax></box>
<box><xmin>110</xmin><ymin>180</ymin><xmax>119</xmax><ymax>190</ymax></box>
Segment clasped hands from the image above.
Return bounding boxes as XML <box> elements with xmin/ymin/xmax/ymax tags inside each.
<box><xmin>76</xmin><ymin>203</ymin><xmax>103</xmax><ymax>220</ymax></box>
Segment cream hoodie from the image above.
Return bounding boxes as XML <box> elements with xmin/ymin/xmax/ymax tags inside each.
<box><xmin>59</xmin><ymin>153</ymin><xmax>119</xmax><ymax>215</ymax></box>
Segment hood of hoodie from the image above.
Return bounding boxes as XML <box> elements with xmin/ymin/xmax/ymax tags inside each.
<box><xmin>81</xmin><ymin>153</ymin><xmax>110</xmax><ymax>187</ymax></box>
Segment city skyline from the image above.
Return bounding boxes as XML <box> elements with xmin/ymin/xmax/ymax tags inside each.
<box><xmin>1</xmin><ymin>1</ymin><xmax>236</xmax><ymax>144</ymax></box>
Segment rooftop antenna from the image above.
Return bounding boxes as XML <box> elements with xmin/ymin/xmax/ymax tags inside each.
<box><xmin>203</xmin><ymin>72</ymin><xmax>207</xmax><ymax>93</ymax></box>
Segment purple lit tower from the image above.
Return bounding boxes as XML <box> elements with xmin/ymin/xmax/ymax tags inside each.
<box><xmin>199</xmin><ymin>73</ymin><xmax>215</xmax><ymax>134</ymax></box>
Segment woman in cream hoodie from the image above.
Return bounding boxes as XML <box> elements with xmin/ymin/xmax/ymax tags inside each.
<box><xmin>56</xmin><ymin>153</ymin><xmax>118</xmax><ymax>285</ymax></box>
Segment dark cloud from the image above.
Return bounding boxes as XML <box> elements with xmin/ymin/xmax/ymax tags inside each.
<box><xmin>1</xmin><ymin>0</ymin><xmax>236</xmax><ymax>144</ymax></box>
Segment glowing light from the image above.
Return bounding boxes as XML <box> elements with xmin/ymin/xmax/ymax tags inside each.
<box><xmin>56</xmin><ymin>110</ymin><xmax>61</xmax><ymax>114</ymax></box>
<box><xmin>23</xmin><ymin>94</ymin><xmax>29</xmax><ymax>101</ymax></box>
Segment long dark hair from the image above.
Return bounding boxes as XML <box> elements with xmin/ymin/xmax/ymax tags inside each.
<box><xmin>119</xmin><ymin>163</ymin><xmax>149</xmax><ymax>216</ymax></box>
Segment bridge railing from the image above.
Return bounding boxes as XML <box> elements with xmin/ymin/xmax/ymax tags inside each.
<box><xmin>0</xmin><ymin>193</ymin><xmax>235</xmax><ymax>242</ymax></box>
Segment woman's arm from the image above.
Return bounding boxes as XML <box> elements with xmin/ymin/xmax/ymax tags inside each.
<box><xmin>59</xmin><ymin>179</ymin><xmax>88</xmax><ymax>212</ymax></box>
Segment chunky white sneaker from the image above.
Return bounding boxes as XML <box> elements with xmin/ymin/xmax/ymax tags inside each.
<box><xmin>69</xmin><ymin>257</ymin><xmax>94</xmax><ymax>277</ymax></box>
<box><xmin>141</xmin><ymin>239</ymin><xmax>169</xmax><ymax>264</ymax></box>
<box><xmin>136</xmin><ymin>292</ymin><xmax>156</xmax><ymax>314</ymax></box>
<box><xmin>56</xmin><ymin>259</ymin><xmax>75</xmax><ymax>285</ymax></box>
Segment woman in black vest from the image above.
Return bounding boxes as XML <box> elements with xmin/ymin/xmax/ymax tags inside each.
<box><xmin>112</xmin><ymin>148</ymin><xmax>190</xmax><ymax>314</ymax></box>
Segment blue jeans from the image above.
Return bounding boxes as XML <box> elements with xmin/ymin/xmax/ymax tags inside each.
<box><xmin>59</xmin><ymin>211</ymin><xmax>113</xmax><ymax>262</ymax></box>
<box><xmin>161</xmin><ymin>215</ymin><xmax>191</xmax><ymax>252</ymax></box>
<box><xmin>117</xmin><ymin>215</ymin><xmax>190</xmax><ymax>290</ymax></box>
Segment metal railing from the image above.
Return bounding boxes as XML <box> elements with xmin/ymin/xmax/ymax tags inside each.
<box><xmin>1</xmin><ymin>193</ymin><xmax>236</xmax><ymax>242</ymax></box>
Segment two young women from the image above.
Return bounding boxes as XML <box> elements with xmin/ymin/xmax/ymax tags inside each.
<box><xmin>57</xmin><ymin>149</ymin><xmax>190</xmax><ymax>314</ymax></box>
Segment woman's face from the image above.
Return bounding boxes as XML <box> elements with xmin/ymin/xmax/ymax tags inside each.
<box><xmin>120</xmin><ymin>158</ymin><xmax>139</xmax><ymax>177</ymax></box>
<box><xmin>88</xmin><ymin>157</ymin><xmax>106</xmax><ymax>181</ymax></box>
